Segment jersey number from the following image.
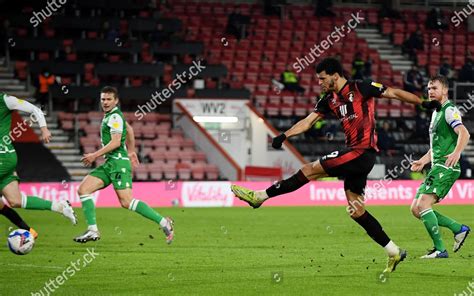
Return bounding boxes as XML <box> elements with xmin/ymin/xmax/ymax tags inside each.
<box><xmin>322</xmin><ymin>151</ymin><xmax>339</xmax><ymax>160</ymax></box>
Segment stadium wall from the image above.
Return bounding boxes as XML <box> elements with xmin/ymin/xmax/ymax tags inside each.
<box><xmin>8</xmin><ymin>180</ymin><xmax>474</xmax><ymax>208</ymax></box>
<box><xmin>247</xmin><ymin>103</ymin><xmax>306</xmax><ymax>178</ymax></box>
<box><xmin>174</xmin><ymin>101</ymin><xmax>242</xmax><ymax>180</ymax></box>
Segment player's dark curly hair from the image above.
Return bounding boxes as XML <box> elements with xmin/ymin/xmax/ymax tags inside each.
<box><xmin>101</xmin><ymin>86</ymin><xmax>119</xmax><ymax>99</ymax></box>
<box><xmin>429</xmin><ymin>75</ymin><xmax>448</xmax><ymax>88</ymax></box>
<box><xmin>316</xmin><ymin>57</ymin><xmax>344</xmax><ymax>76</ymax></box>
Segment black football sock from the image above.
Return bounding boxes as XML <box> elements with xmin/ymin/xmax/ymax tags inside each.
<box><xmin>266</xmin><ymin>170</ymin><xmax>309</xmax><ymax>198</ymax></box>
<box><xmin>0</xmin><ymin>206</ymin><xmax>31</xmax><ymax>230</ymax></box>
<box><xmin>353</xmin><ymin>211</ymin><xmax>391</xmax><ymax>247</ymax></box>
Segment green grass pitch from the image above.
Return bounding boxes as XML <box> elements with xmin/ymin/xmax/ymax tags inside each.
<box><xmin>1</xmin><ymin>205</ymin><xmax>473</xmax><ymax>295</ymax></box>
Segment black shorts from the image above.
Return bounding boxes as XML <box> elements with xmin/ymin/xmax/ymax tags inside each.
<box><xmin>319</xmin><ymin>148</ymin><xmax>376</xmax><ymax>195</ymax></box>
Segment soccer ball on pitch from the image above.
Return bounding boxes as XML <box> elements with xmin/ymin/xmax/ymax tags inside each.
<box><xmin>7</xmin><ymin>229</ymin><xmax>35</xmax><ymax>255</ymax></box>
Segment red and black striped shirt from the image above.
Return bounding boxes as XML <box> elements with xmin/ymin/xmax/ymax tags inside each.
<box><xmin>314</xmin><ymin>80</ymin><xmax>386</xmax><ymax>152</ymax></box>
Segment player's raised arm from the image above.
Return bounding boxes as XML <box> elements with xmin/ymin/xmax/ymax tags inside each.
<box><xmin>381</xmin><ymin>87</ymin><xmax>442</xmax><ymax>110</ymax></box>
<box><xmin>272</xmin><ymin>112</ymin><xmax>322</xmax><ymax>149</ymax></box>
<box><xmin>381</xmin><ymin>87</ymin><xmax>422</xmax><ymax>105</ymax></box>
<box><xmin>4</xmin><ymin>95</ymin><xmax>52</xmax><ymax>143</ymax></box>
<box><xmin>125</xmin><ymin>121</ymin><xmax>139</xmax><ymax>168</ymax></box>
<box><xmin>356</xmin><ymin>80</ymin><xmax>441</xmax><ymax>110</ymax></box>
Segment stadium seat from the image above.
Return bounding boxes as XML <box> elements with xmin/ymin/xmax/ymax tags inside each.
<box><xmin>193</xmin><ymin>151</ymin><xmax>207</xmax><ymax>164</ymax></box>
<box><xmin>205</xmin><ymin>164</ymin><xmax>219</xmax><ymax>180</ymax></box>
<box><xmin>191</xmin><ymin>164</ymin><xmax>206</xmax><ymax>180</ymax></box>
<box><xmin>162</xmin><ymin>164</ymin><xmax>177</xmax><ymax>180</ymax></box>
<box><xmin>134</xmin><ymin>165</ymin><xmax>149</xmax><ymax>180</ymax></box>
<box><xmin>177</xmin><ymin>163</ymin><xmax>192</xmax><ymax>180</ymax></box>
<box><xmin>182</xmin><ymin>139</ymin><xmax>195</xmax><ymax>152</ymax></box>
<box><xmin>148</xmin><ymin>163</ymin><xmax>163</xmax><ymax>180</ymax></box>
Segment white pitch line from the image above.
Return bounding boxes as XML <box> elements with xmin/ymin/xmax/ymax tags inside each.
<box><xmin>3</xmin><ymin>263</ymin><xmax>63</xmax><ymax>270</ymax></box>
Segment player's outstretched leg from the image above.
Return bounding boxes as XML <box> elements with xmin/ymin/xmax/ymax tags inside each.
<box><xmin>116</xmin><ymin>189</ymin><xmax>174</xmax><ymax>244</ymax></box>
<box><xmin>411</xmin><ymin>194</ymin><xmax>448</xmax><ymax>258</ymax></box>
<box><xmin>346</xmin><ymin>190</ymin><xmax>406</xmax><ymax>273</ymax></box>
<box><xmin>0</xmin><ymin>202</ymin><xmax>38</xmax><ymax>239</ymax></box>
<box><xmin>434</xmin><ymin>211</ymin><xmax>470</xmax><ymax>252</ymax></box>
<box><xmin>231</xmin><ymin>161</ymin><xmax>327</xmax><ymax>208</ymax></box>
<box><xmin>2</xmin><ymin>181</ymin><xmax>77</xmax><ymax>225</ymax></box>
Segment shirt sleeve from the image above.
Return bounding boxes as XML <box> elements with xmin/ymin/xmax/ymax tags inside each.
<box><xmin>356</xmin><ymin>80</ymin><xmax>387</xmax><ymax>99</ymax></box>
<box><xmin>107</xmin><ymin>113</ymin><xmax>124</xmax><ymax>134</ymax></box>
<box><xmin>445</xmin><ymin>106</ymin><xmax>463</xmax><ymax>129</ymax></box>
<box><xmin>4</xmin><ymin>95</ymin><xmax>47</xmax><ymax>127</ymax></box>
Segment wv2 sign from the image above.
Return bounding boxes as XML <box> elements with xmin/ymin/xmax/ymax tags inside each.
<box><xmin>201</xmin><ymin>102</ymin><xmax>226</xmax><ymax>114</ymax></box>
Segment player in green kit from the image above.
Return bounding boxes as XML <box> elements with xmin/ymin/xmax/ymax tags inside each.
<box><xmin>410</xmin><ymin>76</ymin><xmax>471</xmax><ymax>258</ymax></box>
<box><xmin>0</xmin><ymin>93</ymin><xmax>77</xmax><ymax>235</ymax></box>
<box><xmin>73</xmin><ymin>86</ymin><xmax>174</xmax><ymax>244</ymax></box>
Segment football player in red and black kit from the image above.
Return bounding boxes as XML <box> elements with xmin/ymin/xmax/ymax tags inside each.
<box><xmin>231</xmin><ymin>57</ymin><xmax>441</xmax><ymax>273</ymax></box>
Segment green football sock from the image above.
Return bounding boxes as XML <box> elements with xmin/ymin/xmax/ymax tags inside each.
<box><xmin>23</xmin><ymin>196</ymin><xmax>52</xmax><ymax>210</ymax></box>
<box><xmin>80</xmin><ymin>195</ymin><xmax>97</xmax><ymax>226</ymax></box>
<box><xmin>420</xmin><ymin>208</ymin><xmax>446</xmax><ymax>251</ymax></box>
<box><xmin>434</xmin><ymin>210</ymin><xmax>462</xmax><ymax>233</ymax></box>
<box><xmin>128</xmin><ymin>199</ymin><xmax>164</xmax><ymax>225</ymax></box>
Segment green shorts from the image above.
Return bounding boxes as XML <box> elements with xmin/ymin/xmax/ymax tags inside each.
<box><xmin>415</xmin><ymin>163</ymin><xmax>460</xmax><ymax>202</ymax></box>
<box><xmin>0</xmin><ymin>153</ymin><xmax>20</xmax><ymax>191</ymax></box>
<box><xmin>89</xmin><ymin>159</ymin><xmax>132</xmax><ymax>190</ymax></box>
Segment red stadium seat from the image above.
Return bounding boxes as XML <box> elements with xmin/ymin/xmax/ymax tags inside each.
<box><xmin>280</xmin><ymin>104</ymin><xmax>293</xmax><ymax>117</ymax></box>
<box><xmin>152</xmin><ymin>138</ymin><xmax>167</xmax><ymax>150</ymax></box>
<box><xmin>376</xmin><ymin>105</ymin><xmax>389</xmax><ymax>118</ymax></box>
<box><xmin>163</xmin><ymin>164</ymin><xmax>177</xmax><ymax>180</ymax></box>
<box><xmin>166</xmin><ymin>151</ymin><xmax>180</xmax><ymax>165</ymax></box>
<box><xmin>87</xmin><ymin>31</ymin><xmax>98</xmax><ymax>39</ymax></box>
<box><xmin>454</xmin><ymin>56</ymin><xmax>465</xmax><ymax>69</ymax></box>
<box><xmin>134</xmin><ymin>165</ymin><xmax>149</xmax><ymax>181</ymax></box>
<box><xmin>264</xmin><ymin>103</ymin><xmax>279</xmax><ymax>116</ymax></box>
<box><xmin>392</xmin><ymin>33</ymin><xmax>405</xmax><ymax>45</ymax></box>
<box><xmin>205</xmin><ymin>164</ymin><xmax>219</xmax><ymax>180</ymax></box>
<box><xmin>191</xmin><ymin>164</ymin><xmax>206</xmax><ymax>180</ymax></box>
<box><xmin>38</xmin><ymin>52</ymin><xmax>50</xmax><ymax>61</ymax></box>
<box><xmin>179</xmin><ymin>151</ymin><xmax>194</xmax><ymax>163</ymax></box>
<box><xmin>402</xmin><ymin>105</ymin><xmax>416</xmax><ymax>117</ymax></box>
<box><xmin>193</xmin><ymin>151</ymin><xmax>207</xmax><ymax>164</ymax></box>
<box><xmin>393</xmin><ymin>22</ymin><xmax>405</xmax><ymax>33</ymax></box>
<box><xmin>294</xmin><ymin>104</ymin><xmax>308</xmax><ymax>117</ymax></box>
<box><xmin>381</xmin><ymin>20</ymin><xmax>392</xmax><ymax>35</ymax></box>
<box><xmin>148</xmin><ymin>163</ymin><xmax>163</xmax><ymax>180</ymax></box>
<box><xmin>181</xmin><ymin>139</ymin><xmax>195</xmax><ymax>152</ymax></box>
<box><xmin>389</xmin><ymin>106</ymin><xmax>401</xmax><ymax>118</ymax></box>
<box><xmin>417</xmin><ymin>53</ymin><xmax>428</xmax><ymax>67</ymax></box>
<box><xmin>177</xmin><ymin>163</ymin><xmax>192</xmax><ymax>180</ymax></box>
